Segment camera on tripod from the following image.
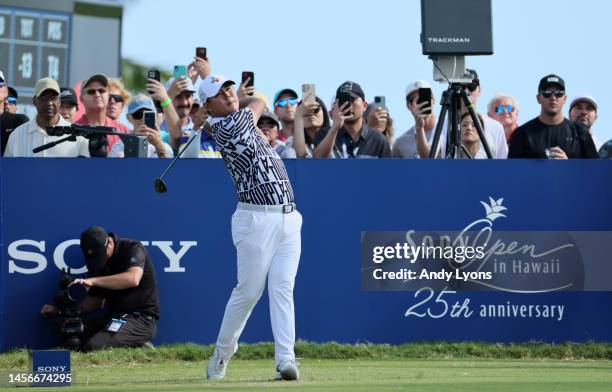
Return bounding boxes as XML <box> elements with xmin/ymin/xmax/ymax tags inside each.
<box><xmin>41</xmin><ymin>124</ymin><xmax>149</xmax><ymax>158</ymax></box>
<box><xmin>419</xmin><ymin>0</ymin><xmax>494</xmax><ymax>159</ymax></box>
<box><xmin>51</xmin><ymin>268</ymin><xmax>88</xmax><ymax>350</ymax></box>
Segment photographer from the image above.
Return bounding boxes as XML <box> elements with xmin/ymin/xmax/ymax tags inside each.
<box><xmin>40</xmin><ymin>226</ymin><xmax>160</xmax><ymax>351</ymax></box>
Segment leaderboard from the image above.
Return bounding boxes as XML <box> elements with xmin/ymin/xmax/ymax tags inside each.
<box><xmin>0</xmin><ymin>6</ymin><xmax>70</xmax><ymax>95</ymax></box>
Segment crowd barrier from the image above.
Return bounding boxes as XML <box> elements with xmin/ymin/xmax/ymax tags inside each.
<box><xmin>1</xmin><ymin>158</ymin><xmax>611</xmax><ymax>350</ymax></box>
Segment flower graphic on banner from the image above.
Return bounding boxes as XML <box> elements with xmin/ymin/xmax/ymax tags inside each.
<box><xmin>480</xmin><ymin>197</ymin><xmax>507</xmax><ymax>223</ymax></box>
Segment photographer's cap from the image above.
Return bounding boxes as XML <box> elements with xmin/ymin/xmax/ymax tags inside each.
<box><xmin>34</xmin><ymin>78</ymin><xmax>60</xmax><ymax>99</ymax></box>
<box><xmin>405</xmin><ymin>80</ymin><xmax>432</xmax><ymax>98</ymax></box>
<box><xmin>80</xmin><ymin>226</ymin><xmax>109</xmax><ymax>276</ymax></box>
<box><xmin>538</xmin><ymin>74</ymin><xmax>565</xmax><ymax>92</ymax></box>
<box><xmin>198</xmin><ymin>75</ymin><xmax>235</xmax><ymax>104</ymax></box>
<box><xmin>336</xmin><ymin>81</ymin><xmax>365</xmax><ymax>101</ymax></box>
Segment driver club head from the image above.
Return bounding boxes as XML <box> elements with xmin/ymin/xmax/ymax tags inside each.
<box><xmin>154</xmin><ymin>178</ymin><xmax>168</xmax><ymax>193</ymax></box>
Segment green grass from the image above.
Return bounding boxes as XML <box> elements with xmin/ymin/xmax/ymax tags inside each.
<box><xmin>2</xmin><ymin>343</ymin><xmax>612</xmax><ymax>391</ymax></box>
<box><xmin>3</xmin><ymin>359</ymin><xmax>612</xmax><ymax>391</ymax></box>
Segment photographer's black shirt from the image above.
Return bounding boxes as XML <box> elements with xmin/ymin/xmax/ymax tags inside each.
<box><xmin>508</xmin><ymin>117</ymin><xmax>598</xmax><ymax>159</ymax></box>
<box><xmin>89</xmin><ymin>234</ymin><xmax>160</xmax><ymax>319</ymax></box>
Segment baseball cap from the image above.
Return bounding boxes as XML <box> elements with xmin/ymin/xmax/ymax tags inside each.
<box><xmin>60</xmin><ymin>87</ymin><xmax>78</xmax><ymax>108</ymax></box>
<box><xmin>405</xmin><ymin>80</ymin><xmax>432</xmax><ymax>97</ymax></box>
<box><xmin>165</xmin><ymin>77</ymin><xmax>196</xmax><ymax>95</ymax></box>
<box><xmin>80</xmin><ymin>226</ymin><xmax>109</xmax><ymax>276</ymax></box>
<box><xmin>570</xmin><ymin>94</ymin><xmax>598</xmax><ymax>111</ymax></box>
<box><xmin>197</xmin><ymin>75</ymin><xmax>235</xmax><ymax>104</ymax></box>
<box><xmin>7</xmin><ymin>86</ymin><xmax>17</xmax><ymax>99</ymax></box>
<box><xmin>82</xmin><ymin>74</ymin><xmax>108</xmax><ymax>90</ymax></box>
<box><xmin>252</xmin><ymin>91</ymin><xmax>270</xmax><ymax>109</ymax></box>
<box><xmin>128</xmin><ymin>93</ymin><xmax>155</xmax><ymax>114</ymax></box>
<box><xmin>258</xmin><ymin>110</ymin><xmax>280</xmax><ymax>129</ymax></box>
<box><xmin>273</xmin><ymin>88</ymin><xmax>298</xmax><ymax>105</ymax></box>
<box><xmin>336</xmin><ymin>81</ymin><xmax>365</xmax><ymax>101</ymax></box>
<box><xmin>538</xmin><ymin>74</ymin><xmax>565</xmax><ymax>92</ymax></box>
<box><xmin>0</xmin><ymin>70</ymin><xmax>4</xmax><ymax>85</ymax></box>
<box><xmin>33</xmin><ymin>77</ymin><xmax>60</xmax><ymax>98</ymax></box>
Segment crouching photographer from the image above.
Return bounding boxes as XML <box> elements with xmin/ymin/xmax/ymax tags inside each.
<box><xmin>40</xmin><ymin>226</ymin><xmax>160</xmax><ymax>351</ymax></box>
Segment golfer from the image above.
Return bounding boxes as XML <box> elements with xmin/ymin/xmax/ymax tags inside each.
<box><xmin>199</xmin><ymin>75</ymin><xmax>302</xmax><ymax>381</ymax></box>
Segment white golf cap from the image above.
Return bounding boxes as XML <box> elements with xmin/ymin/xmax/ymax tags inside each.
<box><xmin>198</xmin><ymin>75</ymin><xmax>235</xmax><ymax>104</ymax></box>
<box><xmin>0</xmin><ymin>70</ymin><xmax>5</xmax><ymax>84</ymax></box>
<box><xmin>405</xmin><ymin>80</ymin><xmax>432</xmax><ymax>97</ymax></box>
<box><xmin>570</xmin><ymin>94</ymin><xmax>598</xmax><ymax>111</ymax></box>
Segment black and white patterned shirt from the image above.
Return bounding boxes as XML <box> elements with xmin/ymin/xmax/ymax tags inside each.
<box><xmin>210</xmin><ymin>108</ymin><xmax>294</xmax><ymax>205</ymax></box>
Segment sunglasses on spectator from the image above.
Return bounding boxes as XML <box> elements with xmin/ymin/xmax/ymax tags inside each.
<box><xmin>495</xmin><ymin>105</ymin><xmax>514</xmax><ymax>114</ymax></box>
<box><xmin>130</xmin><ymin>109</ymin><xmax>148</xmax><ymax>120</ymax></box>
<box><xmin>86</xmin><ymin>88</ymin><xmax>107</xmax><ymax>95</ymax></box>
<box><xmin>541</xmin><ymin>90</ymin><xmax>565</xmax><ymax>99</ymax></box>
<box><xmin>109</xmin><ymin>94</ymin><xmax>124</xmax><ymax>103</ymax></box>
<box><xmin>276</xmin><ymin>98</ymin><xmax>298</xmax><ymax>108</ymax></box>
<box><xmin>7</xmin><ymin>97</ymin><xmax>17</xmax><ymax>104</ymax></box>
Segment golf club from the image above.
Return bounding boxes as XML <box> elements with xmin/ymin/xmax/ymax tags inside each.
<box><xmin>154</xmin><ymin>129</ymin><xmax>201</xmax><ymax>193</ymax></box>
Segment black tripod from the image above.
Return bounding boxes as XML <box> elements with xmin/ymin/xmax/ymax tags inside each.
<box><xmin>428</xmin><ymin>83</ymin><xmax>492</xmax><ymax>159</ymax></box>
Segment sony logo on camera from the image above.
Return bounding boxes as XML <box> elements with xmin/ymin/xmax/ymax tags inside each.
<box><xmin>7</xmin><ymin>239</ymin><xmax>197</xmax><ymax>274</ymax></box>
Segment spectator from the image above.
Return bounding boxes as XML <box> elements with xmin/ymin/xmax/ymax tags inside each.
<box><xmin>509</xmin><ymin>74</ymin><xmax>598</xmax><ymax>159</ymax></box>
<box><xmin>393</xmin><ymin>80</ymin><xmax>437</xmax><ymax>159</ymax></box>
<box><xmin>161</xmin><ymin>76</ymin><xmax>196</xmax><ymax>150</ymax></box>
<box><xmin>599</xmin><ymin>139</ymin><xmax>612</xmax><ymax>159</ymax></box>
<box><xmin>40</xmin><ymin>226</ymin><xmax>160</xmax><ymax>351</ymax></box>
<box><xmin>459</xmin><ymin>111</ymin><xmax>488</xmax><ymax>158</ymax></box>
<box><xmin>257</xmin><ymin>110</ymin><xmax>296</xmax><ymax>158</ymax></box>
<box><xmin>4</xmin><ymin>77</ymin><xmax>89</xmax><ymax>157</ymax></box>
<box><xmin>6</xmin><ymin>87</ymin><xmax>18</xmax><ymax>113</ymax></box>
<box><xmin>108</xmin><ymin>94</ymin><xmax>173</xmax><ymax>158</ymax></box>
<box><xmin>439</xmin><ymin>69</ymin><xmax>507</xmax><ymax>158</ymax></box>
<box><xmin>488</xmin><ymin>93</ymin><xmax>520</xmax><ymax>142</ymax></box>
<box><xmin>74</xmin><ymin>74</ymin><xmax>129</xmax><ymax>154</ymax></box>
<box><xmin>273</xmin><ymin>88</ymin><xmax>298</xmax><ymax>141</ymax></box>
<box><xmin>106</xmin><ymin>78</ymin><xmax>131</xmax><ymax>128</ymax></box>
<box><xmin>59</xmin><ymin>87</ymin><xmax>79</xmax><ymax>123</ymax></box>
<box><xmin>569</xmin><ymin>95</ymin><xmax>601</xmax><ymax>150</ymax></box>
<box><xmin>291</xmin><ymin>96</ymin><xmax>330</xmax><ymax>158</ymax></box>
<box><xmin>365</xmin><ymin>100</ymin><xmax>394</xmax><ymax>146</ymax></box>
<box><xmin>0</xmin><ymin>70</ymin><xmax>29</xmax><ymax>155</ymax></box>
<box><xmin>313</xmin><ymin>81</ymin><xmax>390</xmax><ymax>159</ymax></box>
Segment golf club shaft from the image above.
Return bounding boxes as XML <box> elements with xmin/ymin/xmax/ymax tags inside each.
<box><xmin>158</xmin><ymin>130</ymin><xmax>201</xmax><ymax>180</ymax></box>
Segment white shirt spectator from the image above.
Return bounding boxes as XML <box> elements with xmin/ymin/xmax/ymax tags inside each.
<box><xmin>4</xmin><ymin>116</ymin><xmax>90</xmax><ymax>157</ymax></box>
<box><xmin>440</xmin><ymin>115</ymin><xmax>508</xmax><ymax>159</ymax></box>
<box><xmin>108</xmin><ymin>139</ymin><xmax>174</xmax><ymax>158</ymax></box>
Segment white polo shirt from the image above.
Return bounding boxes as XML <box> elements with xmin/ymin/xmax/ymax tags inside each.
<box><xmin>439</xmin><ymin>114</ymin><xmax>508</xmax><ymax>159</ymax></box>
<box><xmin>4</xmin><ymin>116</ymin><xmax>90</xmax><ymax>157</ymax></box>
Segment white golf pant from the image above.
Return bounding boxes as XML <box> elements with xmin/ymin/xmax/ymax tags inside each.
<box><xmin>215</xmin><ymin>204</ymin><xmax>302</xmax><ymax>366</ymax></box>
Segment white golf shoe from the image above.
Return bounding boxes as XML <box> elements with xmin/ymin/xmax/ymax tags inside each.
<box><xmin>206</xmin><ymin>350</ymin><xmax>228</xmax><ymax>381</ymax></box>
<box><xmin>274</xmin><ymin>359</ymin><xmax>299</xmax><ymax>381</ymax></box>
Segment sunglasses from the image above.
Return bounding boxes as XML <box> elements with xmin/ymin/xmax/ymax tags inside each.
<box><xmin>7</xmin><ymin>97</ymin><xmax>17</xmax><ymax>104</ymax></box>
<box><xmin>131</xmin><ymin>109</ymin><xmax>148</xmax><ymax>120</ymax></box>
<box><xmin>541</xmin><ymin>90</ymin><xmax>565</xmax><ymax>99</ymax></box>
<box><xmin>276</xmin><ymin>98</ymin><xmax>298</xmax><ymax>108</ymax></box>
<box><xmin>86</xmin><ymin>88</ymin><xmax>107</xmax><ymax>95</ymax></box>
<box><xmin>495</xmin><ymin>105</ymin><xmax>514</xmax><ymax>114</ymax></box>
<box><xmin>109</xmin><ymin>94</ymin><xmax>124</xmax><ymax>103</ymax></box>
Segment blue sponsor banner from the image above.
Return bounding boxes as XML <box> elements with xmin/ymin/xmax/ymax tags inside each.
<box><xmin>1</xmin><ymin>159</ymin><xmax>612</xmax><ymax>350</ymax></box>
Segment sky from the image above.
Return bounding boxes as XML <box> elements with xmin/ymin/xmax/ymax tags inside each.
<box><xmin>122</xmin><ymin>0</ymin><xmax>612</xmax><ymax>143</ymax></box>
